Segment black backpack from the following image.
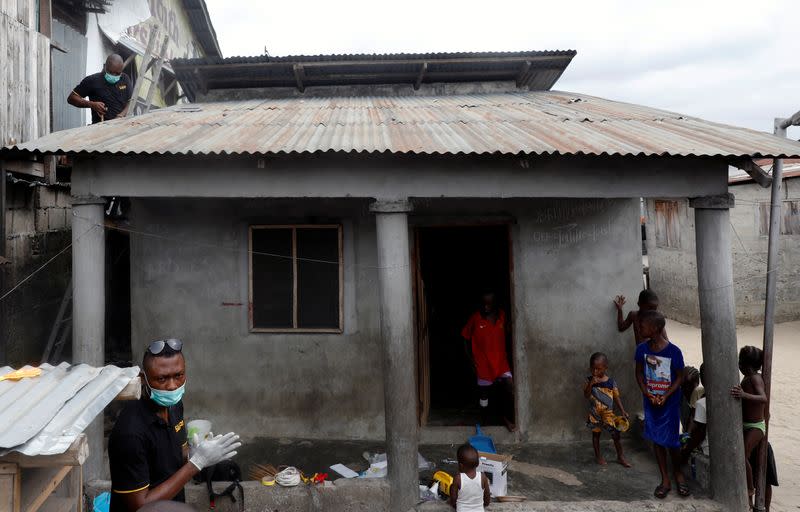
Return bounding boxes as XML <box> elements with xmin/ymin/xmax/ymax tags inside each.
<box><xmin>195</xmin><ymin>460</ymin><xmax>244</xmax><ymax>511</ymax></box>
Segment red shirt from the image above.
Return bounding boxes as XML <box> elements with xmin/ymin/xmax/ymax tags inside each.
<box><xmin>461</xmin><ymin>310</ymin><xmax>511</xmax><ymax>382</ymax></box>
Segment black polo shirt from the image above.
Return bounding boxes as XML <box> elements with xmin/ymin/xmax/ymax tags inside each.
<box><xmin>108</xmin><ymin>397</ymin><xmax>187</xmax><ymax>512</ymax></box>
<box><xmin>73</xmin><ymin>71</ymin><xmax>133</xmax><ymax>123</ymax></box>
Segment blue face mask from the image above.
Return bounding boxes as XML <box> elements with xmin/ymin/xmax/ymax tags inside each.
<box><xmin>144</xmin><ymin>376</ymin><xmax>185</xmax><ymax>407</ymax></box>
<box><xmin>104</xmin><ymin>72</ymin><xmax>121</xmax><ymax>85</ymax></box>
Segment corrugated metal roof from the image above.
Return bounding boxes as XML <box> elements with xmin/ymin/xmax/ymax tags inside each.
<box><xmin>729</xmin><ymin>159</ymin><xmax>800</xmax><ymax>184</ymax></box>
<box><xmin>5</xmin><ymin>91</ymin><xmax>800</xmax><ymax>158</ymax></box>
<box><xmin>0</xmin><ymin>363</ymin><xmax>139</xmax><ymax>456</ymax></box>
<box><xmin>172</xmin><ymin>51</ymin><xmax>576</xmax><ymax>101</ymax></box>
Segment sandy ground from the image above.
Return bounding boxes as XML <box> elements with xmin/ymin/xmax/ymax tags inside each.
<box><xmin>668</xmin><ymin>319</ymin><xmax>800</xmax><ymax>512</ymax></box>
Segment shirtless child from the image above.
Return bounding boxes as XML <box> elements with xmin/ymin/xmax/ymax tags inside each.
<box><xmin>613</xmin><ymin>289</ymin><xmax>667</xmax><ymax>344</ymax></box>
<box><xmin>731</xmin><ymin>346</ymin><xmax>768</xmax><ymax>507</ymax></box>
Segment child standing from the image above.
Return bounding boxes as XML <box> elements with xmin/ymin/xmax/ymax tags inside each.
<box><xmin>583</xmin><ymin>352</ymin><xmax>631</xmax><ymax>467</ymax></box>
<box><xmin>731</xmin><ymin>346</ymin><xmax>768</xmax><ymax>507</ymax></box>
<box><xmin>449</xmin><ymin>444</ymin><xmax>490</xmax><ymax>512</ymax></box>
<box><xmin>613</xmin><ymin>289</ymin><xmax>667</xmax><ymax>344</ymax></box>
<box><xmin>635</xmin><ymin>310</ymin><xmax>689</xmax><ymax>498</ymax></box>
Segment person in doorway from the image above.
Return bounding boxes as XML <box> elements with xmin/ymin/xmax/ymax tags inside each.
<box><xmin>635</xmin><ymin>310</ymin><xmax>689</xmax><ymax>499</ymax></box>
<box><xmin>461</xmin><ymin>291</ymin><xmax>515</xmax><ymax>431</ymax></box>
<box><xmin>68</xmin><ymin>54</ymin><xmax>132</xmax><ymax>123</ymax></box>
<box><xmin>449</xmin><ymin>444</ymin><xmax>490</xmax><ymax>512</ymax></box>
<box><xmin>613</xmin><ymin>289</ymin><xmax>667</xmax><ymax>344</ymax></box>
<box><xmin>731</xmin><ymin>345</ymin><xmax>768</xmax><ymax>507</ymax></box>
<box><xmin>583</xmin><ymin>352</ymin><xmax>631</xmax><ymax>467</ymax></box>
<box><xmin>108</xmin><ymin>339</ymin><xmax>241</xmax><ymax>512</ymax></box>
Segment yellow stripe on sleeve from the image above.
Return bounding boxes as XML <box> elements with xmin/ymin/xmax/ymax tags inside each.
<box><xmin>112</xmin><ymin>483</ymin><xmax>149</xmax><ymax>494</ymax></box>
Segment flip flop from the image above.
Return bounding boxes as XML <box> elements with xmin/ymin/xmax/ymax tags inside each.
<box><xmin>654</xmin><ymin>485</ymin><xmax>670</xmax><ymax>499</ymax></box>
<box><xmin>678</xmin><ymin>482</ymin><xmax>691</xmax><ymax>497</ymax></box>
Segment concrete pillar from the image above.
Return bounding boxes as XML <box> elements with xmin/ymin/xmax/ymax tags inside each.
<box><xmin>370</xmin><ymin>199</ymin><xmax>418</xmax><ymax>512</ymax></box>
<box><xmin>72</xmin><ymin>196</ymin><xmax>106</xmax><ymax>481</ymax></box>
<box><xmin>690</xmin><ymin>193</ymin><xmax>748</xmax><ymax>511</ymax></box>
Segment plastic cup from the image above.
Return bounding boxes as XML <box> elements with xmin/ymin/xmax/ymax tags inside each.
<box><xmin>187</xmin><ymin>419</ymin><xmax>212</xmax><ymax>445</ymax></box>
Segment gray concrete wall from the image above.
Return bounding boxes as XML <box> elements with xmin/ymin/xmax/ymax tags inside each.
<box><xmin>646</xmin><ymin>177</ymin><xmax>800</xmax><ymax>325</ymax></box>
<box><xmin>128</xmin><ymin>197</ymin><xmax>642</xmax><ymax>441</ymax></box>
<box><xmin>2</xmin><ymin>182</ymin><xmax>72</xmax><ymax>365</ymax></box>
<box><xmin>128</xmin><ymin>198</ymin><xmax>386</xmax><ymax>440</ymax></box>
<box><xmin>511</xmin><ymin>198</ymin><xmax>643</xmax><ymax>440</ymax></box>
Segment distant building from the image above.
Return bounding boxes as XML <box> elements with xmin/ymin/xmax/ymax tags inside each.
<box><xmin>645</xmin><ymin>159</ymin><xmax>800</xmax><ymax>325</ymax></box>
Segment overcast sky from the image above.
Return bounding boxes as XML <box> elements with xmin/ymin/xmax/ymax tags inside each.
<box><xmin>205</xmin><ymin>0</ymin><xmax>798</xmax><ymax>136</ymax></box>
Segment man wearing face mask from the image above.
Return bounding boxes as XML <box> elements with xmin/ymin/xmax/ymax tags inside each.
<box><xmin>68</xmin><ymin>54</ymin><xmax>133</xmax><ymax>123</ymax></box>
<box><xmin>108</xmin><ymin>339</ymin><xmax>242</xmax><ymax>512</ymax></box>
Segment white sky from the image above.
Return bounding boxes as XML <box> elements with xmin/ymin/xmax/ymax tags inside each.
<box><xmin>205</xmin><ymin>0</ymin><xmax>799</xmax><ymax>136</ymax></box>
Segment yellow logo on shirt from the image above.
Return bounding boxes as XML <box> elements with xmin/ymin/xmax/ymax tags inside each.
<box><xmin>118</xmin><ymin>84</ymin><xmax>127</xmax><ymax>90</ymax></box>
<box><xmin>174</xmin><ymin>419</ymin><xmax>184</xmax><ymax>433</ymax></box>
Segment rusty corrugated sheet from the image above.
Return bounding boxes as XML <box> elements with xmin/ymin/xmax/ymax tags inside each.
<box><xmin>4</xmin><ymin>91</ymin><xmax>800</xmax><ymax>158</ymax></box>
<box><xmin>0</xmin><ymin>363</ymin><xmax>139</xmax><ymax>456</ymax></box>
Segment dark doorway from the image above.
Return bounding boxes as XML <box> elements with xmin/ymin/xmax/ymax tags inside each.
<box><xmin>415</xmin><ymin>225</ymin><xmax>513</xmax><ymax>427</ymax></box>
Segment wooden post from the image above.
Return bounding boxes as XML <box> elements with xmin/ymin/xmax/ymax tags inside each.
<box><xmin>0</xmin><ymin>463</ymin><xmax>21</xmax><ymax>512</ymax></box>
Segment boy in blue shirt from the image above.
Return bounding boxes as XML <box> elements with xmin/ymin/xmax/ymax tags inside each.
<box><xmin>635</xmin><ymin>310</ymin><xmax>689</xmax><ymax>499</ymax></box>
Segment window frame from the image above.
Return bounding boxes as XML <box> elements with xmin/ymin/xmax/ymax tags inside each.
<box><xmin>653</xmin><ymin>199</ymin><xmax>681</xmax><ymax>249</ymax></box>
<box><xmin>758</xmin><ymin>200</ymin><xmax>800</xmax><ymax>237</ymax></box>
<box><xmin>248</xmin><ymin>224</ymin><xmax>344</xmax><ymax>334</ymax></box>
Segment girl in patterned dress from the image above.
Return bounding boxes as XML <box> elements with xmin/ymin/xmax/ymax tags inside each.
<box><xmin>584</xmin><ymin>352</ymin><xmax>631</xmax><ymax>467</ymax></box>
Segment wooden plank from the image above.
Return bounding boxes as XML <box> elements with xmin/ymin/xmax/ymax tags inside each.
<box><xmin>38</xmin><ymin>0</ymin><xmax>51</xmax><ymax>37</ymax></box>
<box><xmin>21</xmin><ymin>466</ymin><xmax>71</xmax><ymax>512</ymax></box>
<box><xmin>4</xmin><ymin>159</ymin><xmax>44</xmax><ymax>177</ymax></box>
<box><xmin>0</xmin><ymin>463</ymin><xmax>21</xmax><ymax>512</ymax></box>
<box><xmin>68</xmin><ymin>465</ymin><xmax>81</xmax><ymax>512</ymax></box>
<box><xmin>413</xmin><ymin>62</ymin><xmax>427</xmax><ymax>91</ymax></box>
<box><xmin>293</xmin><ymin>64</ymin><xmax>305</xmax><ymax>92</ymax></box>
<box><xmin>0</xmin><ymin>436</ymin><xmax>87</xmax><ymax>468</ymax></box>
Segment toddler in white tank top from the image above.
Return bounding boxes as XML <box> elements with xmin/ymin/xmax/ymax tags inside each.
<box><xmin>449</xmin><ymin>444</ymin><xmax>490</xmax><ymax>512</ymax></box>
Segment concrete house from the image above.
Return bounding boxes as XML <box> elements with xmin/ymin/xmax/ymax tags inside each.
<box><xmin>646</xmin><ymin>159</ymin><xmax>800</xmax><ymax>325</ymax></box>
<box><xmin>4</xmin><ymin>52</ymin><xmax>800</xmax><ymax>510</ymax></box>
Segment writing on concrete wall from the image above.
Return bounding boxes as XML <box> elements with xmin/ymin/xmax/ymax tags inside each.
<box><xmin>529</xmin><ymin>199</ymin><xmax>614</xmax><ymax>248</ymax></box>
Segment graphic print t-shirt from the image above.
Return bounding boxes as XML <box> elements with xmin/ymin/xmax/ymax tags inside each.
<box><xmin>635</xmin><ymin>341</ymin><xmax>684</xmax><ymax>397</ymax></box>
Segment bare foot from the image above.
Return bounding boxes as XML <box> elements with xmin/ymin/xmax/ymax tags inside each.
<box><xmin>616</xmin><ymin>457</ymin><xmax>632</xmax><ymax>468</ymax></box>
<box><xmin>596</xmin><ymin>456</ymin><xmax>608</xmax><ymax>466</ymax></box>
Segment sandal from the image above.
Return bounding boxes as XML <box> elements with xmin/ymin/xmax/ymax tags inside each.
<box><xmin>654</xmin><ymin>485</ymin><xmax>670</xmax><ymax>499</ymax></box>
<box><xmin>678</xmin><ymin>482</ymin><xmax>691</xmax><ymax>497</ymax></box>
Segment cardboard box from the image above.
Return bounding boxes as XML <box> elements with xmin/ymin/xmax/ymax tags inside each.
<box><xmin>478</xmin><ymin>451</ymin><xmax>512</xmax><ymax>497</ymax></box>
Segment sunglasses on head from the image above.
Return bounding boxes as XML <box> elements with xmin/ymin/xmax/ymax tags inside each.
<box><xmin>147</xmin><ymin>338</ymin><xmax>183</xmax><ymax>355</ymax></box>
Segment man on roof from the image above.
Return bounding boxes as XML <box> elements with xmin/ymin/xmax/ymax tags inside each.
<box><xmin>68</xmin><ymin>54</ymin><xmax>133</xmax><ymax>124</ymax></box>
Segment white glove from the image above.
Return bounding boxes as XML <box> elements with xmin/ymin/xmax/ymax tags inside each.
<box><xmin>189</xmin><ymin>431</ymin><xmax>242</xmax><ymax>471</ymax></box>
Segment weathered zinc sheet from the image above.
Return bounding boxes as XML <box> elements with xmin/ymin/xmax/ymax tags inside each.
<box><xmin>5</xmin><ymin>91</ymin><xmax>800</xmax><ymax>158</ymax></box>
<box><xmin>0</xmin><ymin>363</ymin><xmax>139</xmax><ymax>456</ymax></box>
<box><xmin>0</xmin><ymin>4</ymin><xmax>50</xmax><ymax>146</ymax></box>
